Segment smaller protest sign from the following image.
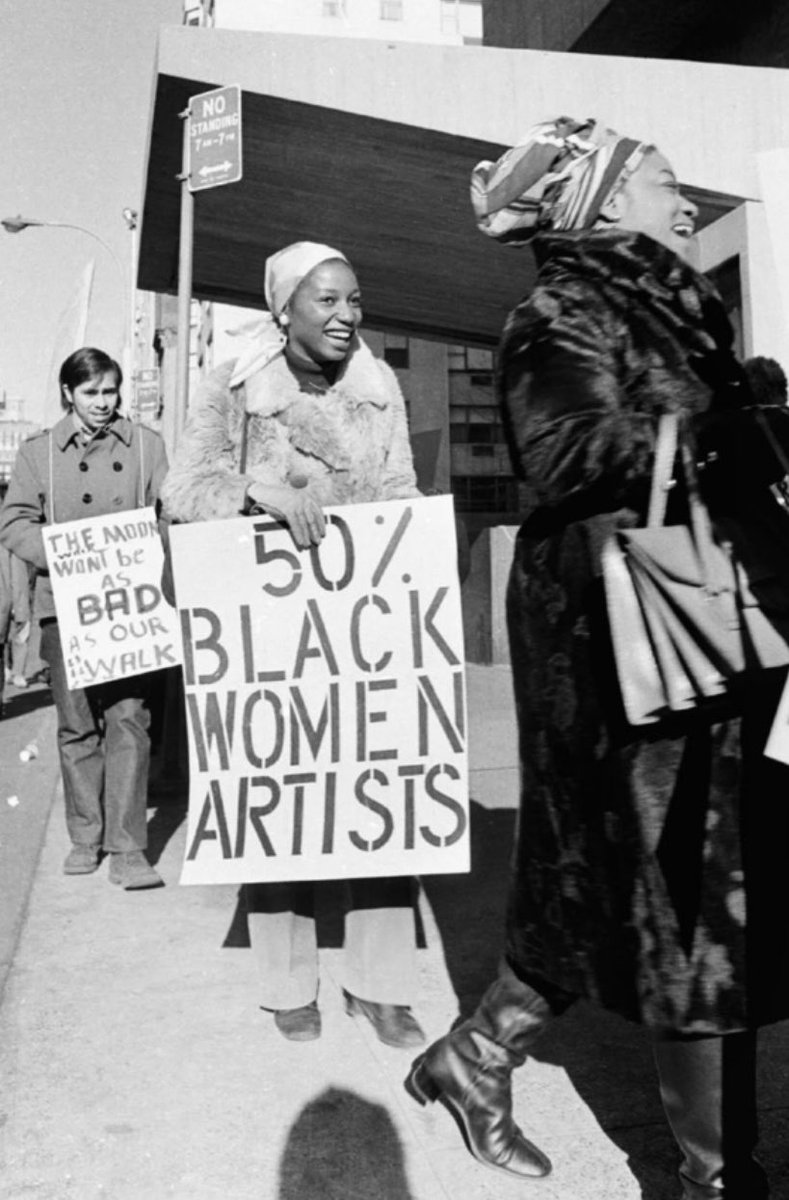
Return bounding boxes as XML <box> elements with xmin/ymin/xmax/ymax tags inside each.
<box><xmin>42</xmin><ymin>506</ymin><xmax>181</xmax><ymax>690</ymax></box>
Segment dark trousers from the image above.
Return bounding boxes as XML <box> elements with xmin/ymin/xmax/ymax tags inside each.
<box><xmin>245</xmin><ymin>876</ymin><xmax>417</xmax><ymax>1010</ymax></box>
<box><xmin>40</xmin><ymin>620</ymin><xmax>152</xmax><ymax>853</ymax></box>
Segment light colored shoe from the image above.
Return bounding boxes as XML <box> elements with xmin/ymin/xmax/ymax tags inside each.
<box><xmin>63</xmin><ymin>844</ymin><xmax>101</xmax><ymax>875</ymax></box>
<box><xmin>344</xmin><ymin>991</ymin><xmax>426</xmax><ymax>1049</ymax></box>
<box><xmin>273</xmin><ymin>1001</ymin><xmax>321</xmax><ymax>1041</ymax></box>
<box><xmin>108</xmin><ymin>851</ymin><xmax>163</xmax><ymax>890</ymax></box>
<box><xmin>10</xmin><ymin>674</ymin><xmax>28</xmax><ymax>689</ymax></box>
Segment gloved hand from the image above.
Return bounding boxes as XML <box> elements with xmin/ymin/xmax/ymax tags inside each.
<box><xmin>245</xmin><ymin>480</ymin><xmax>326</xmax><ymax>548</ymax></box>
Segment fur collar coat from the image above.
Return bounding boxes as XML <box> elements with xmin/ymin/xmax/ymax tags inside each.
<box><xmin>161</xmin><ymin>336</ymin><xmax>419</xmax><ymax>523</ymax></box>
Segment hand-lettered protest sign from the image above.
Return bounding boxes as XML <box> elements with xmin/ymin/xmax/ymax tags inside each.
<box><xmin>170</xmin><ymin>495</ymin><xmax>469</xmax><ymax>884</ymax></box>
<box><xmin>43</xmin><ymin>507</ymin><xmax>181</xmax><ymax>689</ymax></box>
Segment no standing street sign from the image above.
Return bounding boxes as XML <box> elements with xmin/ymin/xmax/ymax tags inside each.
<box><xmin>188</xmin><ymin>85</ymin><xmax>243</xmax><ymax>193</ymax></box>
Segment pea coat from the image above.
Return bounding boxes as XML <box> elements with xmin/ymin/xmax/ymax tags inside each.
<box><xmin>0</xmin><ymin>413</ymin><xmax>168</xmax><ymax>619</ymax></box>
<box><xmin>500</xmin><ymin>228</ymin><xmax>789</xmax><ymax>1034</ymax></box>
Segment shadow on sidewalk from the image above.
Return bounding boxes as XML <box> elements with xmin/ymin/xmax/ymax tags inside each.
<box><xmin>145</xmin><ymin>796</ymin><xmax>188</xmax><ymax>867</ymax></box>
<box><xmin>1</xmin><ymin>683</ymin><xmax>54</xmax><ymax>721</ymax></box>
<box><xmin>420</xmin><ymin>799</ymin><xmax>514</xmax><ymax>1015</ymax></box>
<box><xmin>277</xmin><ymin>1087</ymin><xmax>414</xmax><ymax>1200</ymax></box>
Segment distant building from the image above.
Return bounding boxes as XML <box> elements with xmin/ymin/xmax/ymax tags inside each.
<box><xmin>0</xmin><ymin>392</ymin><xmax>39</xmax><ymax>495</ymax></box>
<box><xmin>185</xmin><ymin>0</ymin><xmax>482</xmax><ymax>44</ymax></box>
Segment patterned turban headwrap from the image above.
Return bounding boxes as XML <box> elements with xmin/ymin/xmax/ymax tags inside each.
<box><xmin>264</xmin><ymin>240</ymin><xmax>349</xmax><ymax>319</ymax></box>
<box><xmin>471</xmin><ymin>116</ymin><xmax>648</xmax><ymax>246</ymax></box>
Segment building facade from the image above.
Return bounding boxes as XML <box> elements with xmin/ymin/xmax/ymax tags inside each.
<box><xmin>0</xmin><ymin>393</ymin><xmax>38</xmax><ymax>497</ymax></box>
<box><xmin>185</xmin><ymin>0</ymin><xmax>482</xmax><ymax>43</ymax></box>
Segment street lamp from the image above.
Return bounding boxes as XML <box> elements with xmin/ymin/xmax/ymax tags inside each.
<box><xmin>121</xmin><ymin>208</ymin><xmax>140</xmax><ymax>385</ymax></box>
<box><xmin>1</xmin><ymin>215</ymin><xmax>126</xmax><ymax>289</ymax></box>
<box><xmin>1</xmin><ymin>213</ymin><xmax>131</xmax><ymax>384</ymax></box>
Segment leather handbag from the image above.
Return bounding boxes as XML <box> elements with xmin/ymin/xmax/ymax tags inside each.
<box><xmin>603</xmin><ymin>410</ymin><xmax>789</xmax><ymax>726</ymax></box>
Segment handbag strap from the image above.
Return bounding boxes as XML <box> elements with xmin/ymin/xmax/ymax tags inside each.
<box><xmin>647</xmin><ymin>412</ymin><xmax>679</xmax><ymax>527</ymax></box>
<box><xmin>679</xmin><ymin>430</ymin><xmax>732</xmax><ymax>595</ymax></box>
<box><xmin>648</xmin><ymin>411</ymin><xmax>730</xmax><ymax>596</ymax></box>
<box><xmin>240</xmin><ymin>411</ymin><xmax>250</xmax><ymax>475</ymax></box>
<box><xmin>238</xmin><ymin>380</ymin><xmax>250</xmax><ymax>476</ymax></box>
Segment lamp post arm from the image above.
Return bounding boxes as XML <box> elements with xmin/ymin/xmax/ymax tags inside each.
<box><xmin>2</xmin><ymin>212</ymin><xmax>133</xmax><ymax>392</ymax></box>
<box><xmin>38</xmin><ymin>221</ymin><xmax>126</xmax><ymax>293</ymax></box>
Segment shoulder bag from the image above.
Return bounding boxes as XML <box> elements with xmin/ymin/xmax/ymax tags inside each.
<box><xmin>603</xmin><ymin>409</ymin><xmax>789</xmax><ymax>726</ymax></box>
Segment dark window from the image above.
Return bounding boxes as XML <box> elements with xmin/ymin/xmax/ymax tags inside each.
<box><xmin>451</xmin><ymin>475</ymin><xmax>519</xmax><ymax>514</ymax></box>
<box><xmin>450</xmin><ymin>405</ymin><xmax>504</xmax><ymax>446</ymax></box>
<box><xmin>384</xmin><ymin>346</ymin><xmax>410</xmax><ymax>369</ymax></box>
<box><xmin>383</xmin><ymin>333</ymin><xmax>410</xmax><ymax>369</ymax></box>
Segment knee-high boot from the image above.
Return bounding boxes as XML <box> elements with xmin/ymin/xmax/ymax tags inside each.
<box><xmin>404</xmin><ymin>966</ymin><xmax>554</xmax><ymax>1178</ymax></box>
<box><xmin>653</xmin><ymin>1031</ymin><xmax>768</xmax><ymax>1199</ymax></box>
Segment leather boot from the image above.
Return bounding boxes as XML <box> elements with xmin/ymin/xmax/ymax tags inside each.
<box><xmin>404</xmin><ymin>967</ymin><xmax>553</xmax><ymax>1178</ymax></box>
<box><xmin>653</xmin><ymin>1031</ymin><xmax>769</xmax><ymax>1199</ymax></box>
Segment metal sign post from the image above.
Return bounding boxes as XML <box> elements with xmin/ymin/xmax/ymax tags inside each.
<box><xmin>173</xmin><ymin>85</ymin><xmax>243</xmax><ymax>450</ymax></box>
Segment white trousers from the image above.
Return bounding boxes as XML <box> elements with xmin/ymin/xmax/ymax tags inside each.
<box><xmin>245</xmin><ymin>877</ymin><xmax>418</xmax><ymax>1010</ymax></box>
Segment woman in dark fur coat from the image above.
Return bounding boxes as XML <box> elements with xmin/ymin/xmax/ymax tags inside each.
<box><xmin>406</xmin><ymin>117</ymin><xmax>789</xmax><ymax>1198</ymax></box>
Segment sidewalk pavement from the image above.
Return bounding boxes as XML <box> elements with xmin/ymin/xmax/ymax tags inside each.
<box><xmin>1</xmin><ymin>665</ymin><xmax>788</xmax><ymax>1200</ymax></box>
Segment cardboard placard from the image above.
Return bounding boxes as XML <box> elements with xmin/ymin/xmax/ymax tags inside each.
<box><xmin>171</xmin><ymin>495</ymin><xmax>470</xmax><ymax>884</ymax></box>
<box><xmin>42</xmin><ymin>507</ymin><xmax>181</xmax><ymax>689</ymax></box>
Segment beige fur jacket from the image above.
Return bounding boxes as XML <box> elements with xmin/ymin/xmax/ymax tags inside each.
<box><xmin>161</xmin><ymin>337</ymin><xmax>420</xmax><ymax>522</ymax></box>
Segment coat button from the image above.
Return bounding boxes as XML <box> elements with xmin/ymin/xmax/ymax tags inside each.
<box><xmin>82</xmin><ymin>493</ymin><xmax>92</xmax><ymax>504</ymax></box>
<box><xmin>113</xmin><ymin>461</ymin><xmax>123</xmax><ymax>472</ymax></box>
<box><xmin>79</xmin><ymin>461</ymin><xmax>88</xmax><ymax>472</ymax></box>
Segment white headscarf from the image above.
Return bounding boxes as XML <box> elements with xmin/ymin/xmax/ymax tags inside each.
<box><xmin>264</xmin><ymin>240</ymin><xmax>349</xmax><ymax>319</ymax></box>
<box><xmin>229</xmin><ymin>241</ymin><xmax>349</xmax><ymax>388</ymax></box>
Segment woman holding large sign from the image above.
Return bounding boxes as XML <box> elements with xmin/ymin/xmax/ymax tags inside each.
<box><xmin>0</xmin><ymin>348</ymin><xmax>169</xmax><ymax>890</ymax></box>
<box><xmin>161</xmin><ymin>241</ymin><xmax>426</xmax><ymax>1048</ymax></box>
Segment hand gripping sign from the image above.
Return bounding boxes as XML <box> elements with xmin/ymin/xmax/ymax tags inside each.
<box><xmin>170</xmin><ymin>495</ymin><xmax>470</xmax><ymax>884</ymax></box>
<box><xmin>43</xmin><ymin>507</ymin><xmax>181</xmax><ymax>689</ymax></box>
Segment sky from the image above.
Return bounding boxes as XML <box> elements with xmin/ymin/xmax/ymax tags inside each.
<box><xmin>0</xmin><ymin>0</ymin><xmax>184</xmax><ymax>424</ymax></box>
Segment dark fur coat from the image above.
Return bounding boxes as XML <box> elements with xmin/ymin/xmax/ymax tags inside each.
<box><xmin>500</xmin><ymin>229</ymin><xmax>789</xmax><ymax>1032</ymax></box>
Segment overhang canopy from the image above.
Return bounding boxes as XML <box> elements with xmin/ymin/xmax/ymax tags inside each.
<box><xmin>138</xmin><ymin>29</ymin><xmax>747</xmax><ymax>345</ymax></box>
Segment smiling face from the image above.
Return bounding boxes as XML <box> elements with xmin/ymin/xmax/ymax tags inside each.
<box><xmin>283</xmin><ymin>259</ymin><xmax>362</xmax><ymax>368</ymax></box>
<box><xmin>600</xmin><ymin>150</ymin><xmax>698</xmax><ymax>259</ymax></box>
<box><xmin>64</xmin><ymin>370</ymin><xmax>121</xmax><ymax>432</ymax></box>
